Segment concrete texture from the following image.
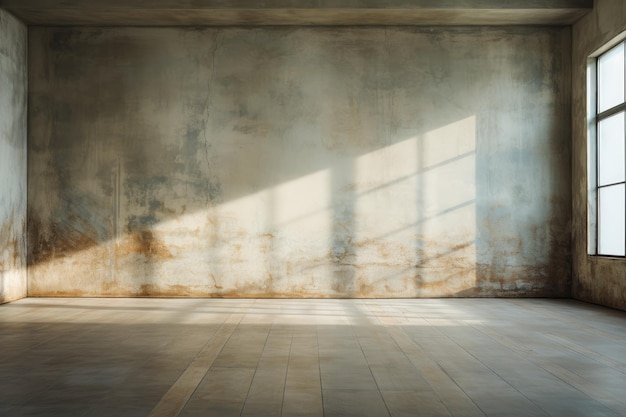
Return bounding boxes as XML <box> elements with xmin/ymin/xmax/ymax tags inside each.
<box><xmin>1</xmin><ymin>298</ymin><xmax>626</xmax><ymax>416</ymax></box>
<box><xmin>1</xmin><ymin>0</ymin><xmax>593</xmax><ymax>26</ymax></box>
<box><xmin>28</xmin><ymin>26</ymin><xmax>571</xmax><ymax>298</ymax></box>
<box><xmin>0</xmin><ymin>10</ymin><xmax>27</xmax><ymax>304</ymax></box>
<box><xmin>572</xmin><ymin>0</ymin><xmax>626</xmax><ymax>311</ymax></box>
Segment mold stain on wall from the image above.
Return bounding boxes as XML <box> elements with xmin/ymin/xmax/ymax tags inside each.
<box><xmin>27</xmin><ymin>26</ymin><xmax>571</xmax><ymax>298</ymax></box>
<box><xmin>0</xmin><ymin>216</ymin><xmax>22</xmax><ymax>276</ymax></box>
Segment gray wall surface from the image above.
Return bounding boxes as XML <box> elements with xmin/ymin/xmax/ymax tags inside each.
<box><xmin>0</xmin><ymin>10</ymin><xmax>27</xmax><ymax>303</ymax></box>
<box><xmin>572</xmin><ymin>0</ymin><xmax>626</xmax><ymax>311</ymax></box>
<box><xmin>28</xmin><ymin>26</ymin><xmax>571</xmax><ymax>298</ymax></box>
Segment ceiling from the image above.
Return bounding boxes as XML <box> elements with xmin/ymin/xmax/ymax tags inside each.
<box><xmin>0</xmin><ymin>0</ymin><xmax>593</xmax><ymax>26</ymax></box>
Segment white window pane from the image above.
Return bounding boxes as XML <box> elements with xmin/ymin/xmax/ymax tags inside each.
<box><xmin>598</xmin><ymin>111</ymin><xmax>625</xmax><ymax>186</ymax></box>
<box><xmin>599</xmin><ymin>184</ymin><xmax>626</xmax><ymax>256</ymax></box>
<box><xmin>599</xmin><ymin>43</ymin><xmax>625</xmax><ymax>113</ymax></box>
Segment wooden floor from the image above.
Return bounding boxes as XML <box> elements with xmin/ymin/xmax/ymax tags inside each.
<box><xmin>0</xmin><ymin>298</ymin><xmax>625</xmax><ymax>417</ymax></box>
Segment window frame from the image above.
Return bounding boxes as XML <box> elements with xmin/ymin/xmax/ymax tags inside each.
<box><xmin>589</xmin><ymin>36</ymin><xmax>626</xmax><ymax>258</ymax></box>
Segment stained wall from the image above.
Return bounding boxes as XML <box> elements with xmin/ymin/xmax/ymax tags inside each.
<box><xmin>572</xmin><ymin>0</ymin><xmax>626</xmax><ymax>311</ymax></box>
<box><xmin>0</xmin><ymin>10</ymin><xmax>27</xmax><ymax>303</ymax></box>
<box><xmin>28</xmin><ymin>26</ymin><xmax>571</xmax><ymax>297</ymax></box>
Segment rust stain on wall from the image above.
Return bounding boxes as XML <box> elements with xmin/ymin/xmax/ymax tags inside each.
<box><xmin>115</xmin><ymin>229</ymin><xmax>173</xmax><ymax>260</ymax></box>
<box><xmin>27</xmin><ymin>214</ymin><xmax>99</xmax><ymax>265</ymax></box>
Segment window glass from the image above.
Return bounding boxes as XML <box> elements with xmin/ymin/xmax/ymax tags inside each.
<box><xmin>598</xmin><ymin>184</ymin><xmax>626</xmax><ymax>256</ymax></box>
<box><xmin>598</xmin><ymin>111</ymin><xmax>625</xmax><ymax>186</ymax></box>
<box><xmin>594</xmin><ymin>40</ymin><xmax>626</xmax><ymax>257</ymax></box>
<box><xmin>598</xmin><ymin>43</ymin><xmax>625</xmax><ymax>113</ymax></box>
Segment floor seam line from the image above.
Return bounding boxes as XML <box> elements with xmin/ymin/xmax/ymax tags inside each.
<box><xmin>146</xmin><ymin>307</ymin><xmax>247</xmax><ymax>417</ymax></box>
<box><xmin>239</xmin><ymin>309</ymin><xmax>272</xmax><ymax>417</ymax></box>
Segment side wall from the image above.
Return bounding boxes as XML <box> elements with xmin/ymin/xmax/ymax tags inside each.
<box><xmin>0</xmin><ymin>10</ymin><xmax>27</xmax><ymax>303</ymax></box>
<box><xmin>572</xmin><ymin>0</ymin><xmax>626</xmax><ymax>310</ymax></box>
<box><xmin>28</xmin><ymin>26</ymin><xmax>571</xmax><ymax>298</ymax></box>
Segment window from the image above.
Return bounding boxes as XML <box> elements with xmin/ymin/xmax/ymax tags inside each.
<box><xmin>591</xmin><ymin>40</ymin><xmax>626</xmax><ymax>257</ymax></box>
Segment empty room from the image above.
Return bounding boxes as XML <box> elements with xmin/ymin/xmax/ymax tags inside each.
<box><xmin>1</xmin><ymin>0</ymin><xmax>626</xmax><ymax>416</ymax></box>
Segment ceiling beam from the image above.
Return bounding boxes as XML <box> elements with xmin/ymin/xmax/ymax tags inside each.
<box><xmin>0</xmin><ymin>0</ymin><xmax>594</xmax><ymax>26</ymax></box>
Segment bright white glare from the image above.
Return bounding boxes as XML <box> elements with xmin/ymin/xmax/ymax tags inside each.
<box><xmin>599</xmin><ymin>184</ymin><xmax>626</xmax><ymax>256</ymax></box>
<box><xmin>598</xmin><ymin>43</ymin><xmax>625</xmax><ymax>113</ymax></box>
<box><xmin>598</xmin><ymin>112</ymin><xmax>625</xmax><ymax>186</ymax></box>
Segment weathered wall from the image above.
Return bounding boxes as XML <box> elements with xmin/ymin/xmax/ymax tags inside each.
<box><xmin>572</xmin><ymin>0</ymin><xmax>626</xmax><ymax>311</ymax></box>
<box><xmin>0</xmin><ymin>11</ymin><xmax>27</xmax><ymax>303</ymax></box>
<box><xmin>28</xmin><ymin>26</ymin><xmax>571</xmax><ymax>298</ymax></box>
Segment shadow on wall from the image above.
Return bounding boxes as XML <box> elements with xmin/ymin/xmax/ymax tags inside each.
<box><xmin>26</xmin><ymin>26</ymin><xmax>571</xmax><ymax>298</ymax></box>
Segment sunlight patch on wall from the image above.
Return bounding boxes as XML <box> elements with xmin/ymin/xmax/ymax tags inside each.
<box><xmin>143</xmin><ymin>169</ymin><xmax>334</xmax><ymax>296</ymax></box>
<box><xmin>28</xmin><ymin>118</ymin><xmax>478</xmax><ymax>298</ymax></box>
<box><xmin>353</xmin><ymin>116</ymin><xmax>477</xmax><ymax>296</ymax></box>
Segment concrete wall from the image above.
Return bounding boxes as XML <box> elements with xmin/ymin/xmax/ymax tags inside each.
<box><xmin>28</xmin><ymin>26</ymin><xmax>571</xmax><ymax>298</ymax></box>
<box><xmin>0</xmin><ymin>10</ymin><xmax>27</xmax><ymax>303</ymax></box>
<box><xmin>572</xmin><ymin>0</ymin><xmax>626</xmax><ymax>311</ymax></box>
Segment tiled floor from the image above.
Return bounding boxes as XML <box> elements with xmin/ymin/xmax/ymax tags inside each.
<box><xmin>0</xmin><ymin>298</ymin><xmax>625</xmax><ymax>417</ymax></box>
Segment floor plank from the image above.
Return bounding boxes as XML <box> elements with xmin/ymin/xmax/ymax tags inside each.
<box><xmin>0</xmin><ymin>298</ymin><xmax>624</xmax><ymax>416</ymax></box>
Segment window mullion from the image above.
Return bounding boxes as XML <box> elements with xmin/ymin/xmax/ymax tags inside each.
<box><xmin>597</xmin><ymin>102</ymin><xmax>626</xmax><ymax>121</ymax></box>
<box><xmin>598</xmin><ymin>180</ymin><xmax>626</xmax><ymax>189</ymax></box>
<box><xmin>597</xmin><ymin>52</ymin><xmax>601</xmax><ymax>255</ymax></box>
